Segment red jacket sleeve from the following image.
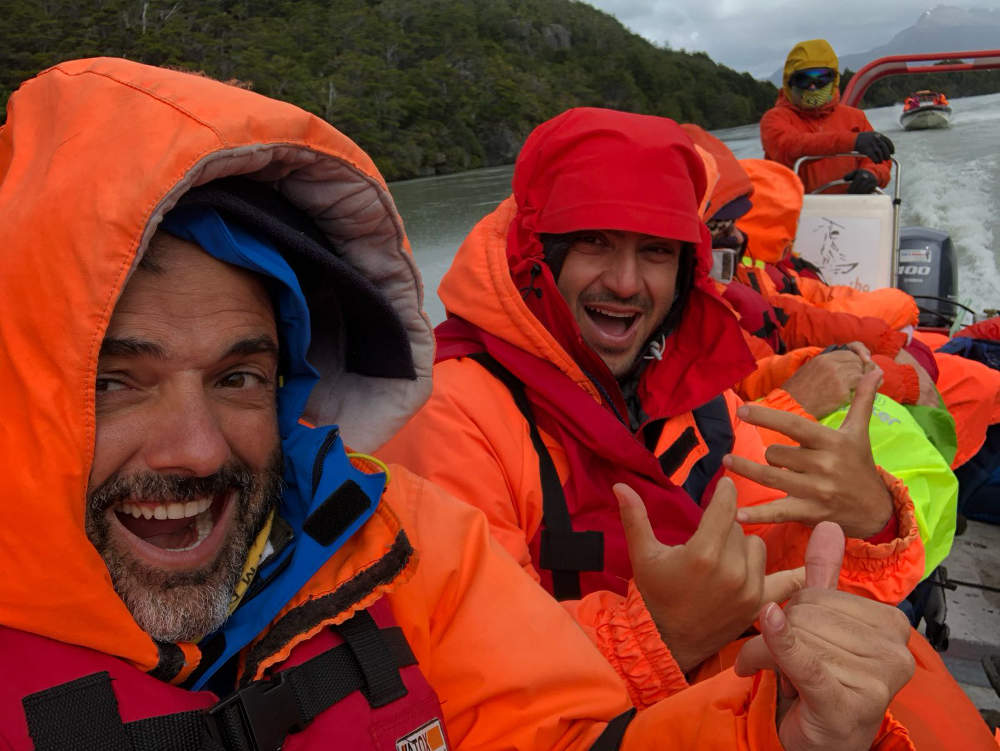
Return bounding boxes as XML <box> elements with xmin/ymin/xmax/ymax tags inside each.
<box><xmin>760</xmin><ymin>106</ymin><xmax>857</xmax><ymax>167</ymax></box>
<box><xmin>771</xmin><ymin>293</ymin><xmax>907</xmax><ymax>355</ymax></box>
<box><xmin>795</xmin><ymin>278</ymin><xmax>920</xmax><ymax>330</ymax></box>
<box><xmin>872</xmin><ymin>355</ymin><xmax>921</xmax><ymax>405</ymax></box>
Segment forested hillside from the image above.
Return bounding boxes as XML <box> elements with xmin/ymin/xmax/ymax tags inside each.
<box><xmin>0</xmin><ymin>0</ymin><xmax>777</xmax><ymax>179</ymax></box>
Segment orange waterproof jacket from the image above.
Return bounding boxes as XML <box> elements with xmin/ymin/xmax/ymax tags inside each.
<box><xmin>0</xmin><ymin>57</ymin><xmax>848</xmax><ymax>750</ymax></box>
<box><xmin>380</xmin><ymin>190</ymin><xmax>922</xmax><ymax>709</ymax></box>
<box><xmin>736</xmin><ymin>159</ymin><xmax>919</xmax><ymax>330</ymax></box>
<box><xmin>681</xmin><ymin>123</ymin><xmax>753</xmax><ymax>219</ymax></box>
<box><xmin>760</xmin><ymin>39</ymin><xmax>891</xmax><ymax>194</ymax></box>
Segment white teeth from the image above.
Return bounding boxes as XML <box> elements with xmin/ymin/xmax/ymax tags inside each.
<box><xmin>165</xmin><ymin>506</ymin><xmax>215</xmax><ymax>552</ymax></box>
<box><xmin>586</xmin><ymin>307</ymin><xmax>634</xmax><ymax>318</ymax></box>
<box><xmin>119</xmin><ymin>503</ymin><xmax>143</xmax><ymax>519</ymax></box>
<box><xmin>116</xmin><ymin>496</ymin><xmax>213</xmax><ymax>521</ymax></box>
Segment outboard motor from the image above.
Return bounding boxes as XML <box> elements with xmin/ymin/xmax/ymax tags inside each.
<box><xmin>897</xmin><ymin>226</ymin><xmax>958</xmax><ymax>328</ymax></box>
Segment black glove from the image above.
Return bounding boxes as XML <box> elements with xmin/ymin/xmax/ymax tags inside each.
<box><xmin>844</xmin><ymin>169</ymin><xmax>878</xmax><ymax>194</ymax></box>
<box><xmin>853</xmin><ymin>131</ymin><xmax>894</xmax><ymax>163</ymax></box>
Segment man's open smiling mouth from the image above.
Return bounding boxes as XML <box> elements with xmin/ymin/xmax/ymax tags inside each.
<box><xmin>109</xmin><ymin>490</ymin><xmax>236</xmax><ymax>568</ymax></box>
<box><xmin>583</xmin><ymin>303</ymin><xmax>643</xmax><ymax>346</ymax></box>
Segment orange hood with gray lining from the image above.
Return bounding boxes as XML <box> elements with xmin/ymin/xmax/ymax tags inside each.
<box><xmin>0</xmin><ymin>58</ymin><xmax>434</xmax><ymax>675</ymax></box>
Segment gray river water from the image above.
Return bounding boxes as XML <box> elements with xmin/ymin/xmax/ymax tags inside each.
<box><xmin>390</xmin><ymin>92</ymin><xmax>1000</xmax><ymax>326</ymax></box>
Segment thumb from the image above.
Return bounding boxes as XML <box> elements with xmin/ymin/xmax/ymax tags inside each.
<box><xmin>762</xmin><ymin>566</ymin><xmax>806</xmax><ymax>604</ymax></box>
<box><xmin>841</xmin><ymin>366</ymin><xmax>882</xmax><ymax>434</ymax></box>
<box><xmin>804</xmin><ymin>521</ymin><xmax>845</xmax><ymax>589</ymax></box>
<box><xmin>615</xmin><ymin>483</ymin><xmax>660</xmax><ymax>564</ymax></box>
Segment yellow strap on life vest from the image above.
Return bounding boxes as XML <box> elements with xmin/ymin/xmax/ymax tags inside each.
<box><xmin>348</xmin><ymin>452</ymin><xmax>392</xmax><ymax>487</ymax></box>
<box><xmin>227</xmin><ymin>508</ymin><xmax>276</xmax><ymax>616</ymax></box>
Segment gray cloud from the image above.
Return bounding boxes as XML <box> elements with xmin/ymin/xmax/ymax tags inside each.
<box><xmin>585</xmin><ymin>0</ymin><xmax>936</xmax><ymax>77</ymax></box>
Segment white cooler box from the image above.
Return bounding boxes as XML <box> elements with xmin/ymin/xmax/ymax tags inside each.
<box><xmin>793</xmin><ymin>193</ymin><xmax>895</xmax><ymax>291</ymax></box>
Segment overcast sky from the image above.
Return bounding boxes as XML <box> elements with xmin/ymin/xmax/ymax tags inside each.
<box><xmin>586</xmin><ymin>0</ymin><xmax>938</xmax><ymax>79</ymax></box>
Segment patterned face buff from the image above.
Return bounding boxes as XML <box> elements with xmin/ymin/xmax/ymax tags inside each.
<box><xmin>795</xmin><ymin>81</ymin><xmax>835</xmax><ymax>108</ymax></box>
<box><xmin>789</xmin><ymin>67</ymin><xmax>836</xmax><ymax>109</ymax></box>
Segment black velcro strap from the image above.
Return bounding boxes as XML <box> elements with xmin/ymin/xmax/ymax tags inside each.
<box><xmin>25</xmin><ymin>672</ymin><xmax>220</xmax><ymax>751</ymax></box>
<box><xmin>683</xmin><ymin>395</ymin><xmax>735</xmax><ymax>505</ymax></box>
<box><xmin>470</xmin><ymin>353</ymin><xmax>603</xmax><ymax>602</ymax></box>
<box><xmin>539</xmin><ymin>529</ymin><xmax>604</xmax><ymax>572</ymax></box>
<box><xmin>589</xmin><ymin>708</ymin><xmax>637</xmax><ymax>750</ymax></box>
<box><xmin>336</xmin><ymin>609</ymin><xmax>409</xmax><ymax>707</ymax></box>
<box><xmin>657</xmin><ymin>426</ymin><xmax>699</xmax><ymax>477</ymax></box>
<box><xmin>129</xmin><ymin>714</ymin><xmax>222</xmax><ymax>751</ymax></box>
<box><xmin>208</xmin><ymin>617</ymin><xmax>414</xmax><ymax>749</ymax></box>
<box><xmin>24</xmin><ymin>672</ymin><xmax>132</xmax><ymax>751</ymax></box>
<box><xmin>303</xmin><ymin>479</ymin><xmax>371</xmax><ymax>546</ymax></box>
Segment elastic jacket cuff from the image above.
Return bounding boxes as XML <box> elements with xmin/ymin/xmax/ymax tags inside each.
<box><xmin>876</xmin><ymin>328</ymin><xmax>907</xmax><ymax>357</ymax></box>
<box><xmin>840</xmin><ymin>468</ymin><xmax>923</xmax><ymax>602</ymax></box>
<box><xmin>595</xmin><ymin>580</ymin><xmax>690</xmax><ymax>709</ymax></box>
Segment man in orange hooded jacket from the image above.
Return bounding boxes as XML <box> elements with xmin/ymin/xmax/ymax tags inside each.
<box><xmin>761</xmin><ymin>39</ymin><xmax>895</xmax><ymax>195</ymax></box>
<box><xmin>379</xmin><ymin>103</ymin><xmax>934</xmax><ymax>694</ymax></box>
<box><xmin>0</xmin><ymin>57</ymin><xmax>933</xmax><ymax>751</ymax></box>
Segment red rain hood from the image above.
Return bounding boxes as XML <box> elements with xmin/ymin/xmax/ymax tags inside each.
<box><xmin>439</xmin><ymin>107</ymin><xmax>754</xmax><ymax>420</ymax></box>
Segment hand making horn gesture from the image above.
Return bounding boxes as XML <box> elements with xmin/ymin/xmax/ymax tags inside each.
<box><xmin>734</xmin><ymin>522</ymin><xmax>915</xmax><ymax>750</ymax></box>
<box><xmin>615</xmin><ymin>477</ymin><xmax>805</xmax><ymax>673</ymax></box>
<box><xmin>724</xmin><ymin>368</ymin><xmax>894</xmax><ymax>539</ymax></box>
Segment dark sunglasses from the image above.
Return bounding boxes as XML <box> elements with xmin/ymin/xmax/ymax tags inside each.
<box><xmin>789</xmin><ymin>68</ymin><xmax>836</xmax><ymax>90</ymax></box>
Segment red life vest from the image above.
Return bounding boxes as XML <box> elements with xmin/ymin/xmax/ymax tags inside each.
<box><xmin>721</xmin><ymin>282</ymin><xmax>785</xmax><ymax>353</ymax></box>
<box><xmin>0</xmin><ymin>598</ymin><xmax>449</xmax><ymax>751</ymax></box>
<box><xmin>436</xmin><ymin>325</ymin><xmax>735</xmax><ymax>603</ymax></box>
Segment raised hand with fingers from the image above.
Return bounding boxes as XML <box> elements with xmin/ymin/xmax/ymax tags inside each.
<box><xmin>726</xmin><ymin>368</ymin><xmax>894</xmax><ymax>539</ymax></box>
<box><xmin>615</xmin><ymin>478</ymin><xmax>805</xmax><ymax>673</ymax></box>
<box><xmin>735</xmin><ymin>522</ymin><xmax>915</xmax><ymax>751</ymax></box>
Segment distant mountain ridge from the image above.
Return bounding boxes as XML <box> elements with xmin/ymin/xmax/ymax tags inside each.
<box><xmin>769</xmin><ymin>5</ymin><xmax>1000</xmax><ymax>84</ymax></box>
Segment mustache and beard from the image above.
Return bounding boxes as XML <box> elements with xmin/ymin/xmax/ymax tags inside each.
<box><xmin>85</xmin><ymin>450</ymin><xmax>284</xmax><ymax>643</ymax></box>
